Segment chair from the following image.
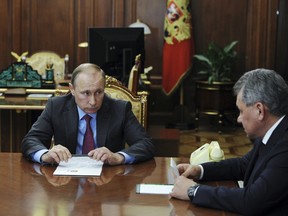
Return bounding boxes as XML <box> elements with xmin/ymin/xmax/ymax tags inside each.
<box><xmin>127</xmin><ymin>54</ymin><xmax>141</xmax><ymax>94</ymax></box>
<box><xmin>26</xmin><ymin>51</ymin><xmax>69</xmax><ymax>84</ymax></box>
<box><xmin>105</xmin><ymin>75</ymin><xmax>148</xmax><ymax>129</ymax></box>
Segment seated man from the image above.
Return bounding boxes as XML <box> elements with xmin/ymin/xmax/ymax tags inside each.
<box><xmin>22</xmin><ymin>63</ymin><xmax>155</xmax><ymax>165</ymax></box>
<box><xmin>170</xmin><ymin>68</ymin><xmax>288</xmax><ymax>215</ymax></box>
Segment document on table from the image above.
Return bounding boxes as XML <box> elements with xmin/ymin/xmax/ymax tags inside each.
<box><xmin>167</xmin><ymin>158</ymin><xmax>180</xmax><ymax>184</ymax></box>
<box><xmin>136</xmin><ymin>184</ymin><xmax>174</xmax><ymax>195</ymax></box>
<box><xmin>53</xmin><ymin>156</ymin><xmax>104</xmax><ymax>176</ymax></box>
<box><xmin>237</xmin><ymin>180</ymin><xmax>244</xmax><ymax>188</ymax></box>
<box><xmin>135</xmin><ymin>158</ymin><xmax>179</xmax><ymax>195</ymax></box>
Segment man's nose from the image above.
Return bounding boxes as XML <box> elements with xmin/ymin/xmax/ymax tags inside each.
<box><xmin>89</xmin><ymin>95</ymin><xmax>97</xmax><ymax>106</ymax></box>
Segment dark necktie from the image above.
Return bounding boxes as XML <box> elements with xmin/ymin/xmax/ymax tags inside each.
<box><xmin>82</xmin><ymin>114</ymin><xmax>95</xmax><ymax>154</ymax></box>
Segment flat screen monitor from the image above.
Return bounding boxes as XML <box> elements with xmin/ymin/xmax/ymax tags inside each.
<box><xmin>88</xmin><ymin>27</ymin><xmax>144</xmax><ymax>84</ymax></box>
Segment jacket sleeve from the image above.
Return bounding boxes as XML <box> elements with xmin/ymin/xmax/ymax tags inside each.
<box><xmin>98</xmin><ymin>98</ymin><xmax>155</xmax><ymax>163</ymax></box>
<box><xmin>193</xmin><ymin>139</ymin><xmax>288</xmax><ymax>215</ymax></box>
<box><xmin>120</xmin><ymin>101</ymin><xmax>155</xmax><ymax>162</ymax></box>
<box><xmin>21</xmin><ymin>97</ymin><xmax>55</xmax><ymax>160</ymax></box>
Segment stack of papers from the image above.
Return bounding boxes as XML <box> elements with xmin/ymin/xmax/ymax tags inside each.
<box><xmin>136</xmin><ymin>158</ymin><xmax>179</xmax><ymax>195</ymax></box>
<box><xmin>53</xmin><ymin>156</ymin><xmax>104</xmax><ymax>176</ymax></box>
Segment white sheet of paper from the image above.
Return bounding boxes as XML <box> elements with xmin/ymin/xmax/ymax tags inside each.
<box><xmin>53</xmin><ymin>156</ymin><xmax>104</xmax><ymax>176</ymax></box>
<box><xmin>136</xmin><ymin>184</ymin><xmax>174</xmax><ymax>195</ymax></box>
<box><xmin>170</xmin><ymin>158</ymin><xmax>180</xmax><ymax>177</ymax></box>
<box><xmin>167</xmin><ymin>158</ymin><xmax>180</xmax><ymax>184</ymax></box>
<box><xmin>27</xmin><ymin>94</ymin><xmax>53</xmax><ymax>98</ymax></box>
<box><xmin>238</xmin><ymin>180</ymin><xmax>244</xmax><ymax>188</ymax></box>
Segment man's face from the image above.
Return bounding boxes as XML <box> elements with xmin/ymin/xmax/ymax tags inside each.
<box><xmin>236</xmin><ymin>92</ymin><xmax>262</xmax><ymax>139</ymax></box>
<box><xmin>69</xmin><ymin>69</ymin><xmax>105</xmax><ymax>114</ymax></box>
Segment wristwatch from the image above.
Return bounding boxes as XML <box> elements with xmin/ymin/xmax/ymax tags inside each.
<box><xmin>187</xmin><ymin>184</ymin><xmax>200</xmax><ymax>201</ymax></box>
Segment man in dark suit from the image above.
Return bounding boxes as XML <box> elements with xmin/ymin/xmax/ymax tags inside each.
<box><xmin>170</xmin><ymin>68</ymin><xmax>288</xmax><ymax>215</ymax></box>
<box><xmin>22</xmin><ymin>63</ymin><xmax>155</xmax><ymax>165</ymax></box>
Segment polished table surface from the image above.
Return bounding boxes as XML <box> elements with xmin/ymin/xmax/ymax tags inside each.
<box><xmin>0</xmin><ymin>153</ymin><xmax>240</xmax><ymax>216</ymax></box>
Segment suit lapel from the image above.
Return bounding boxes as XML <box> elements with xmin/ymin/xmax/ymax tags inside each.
<box><xmin>96</xmin><ymin>96</ymin><xmax>111</xmax><ymax>148</ymax></box>
<box><xmin>63</xmin><ymin>98</ymin><xmax>79</xmax><ymax>153</ymax></box>
<box><xmin>244</xmin><ymin>139</ymin><xmax>262</xmax><ymax>186</ymax></box>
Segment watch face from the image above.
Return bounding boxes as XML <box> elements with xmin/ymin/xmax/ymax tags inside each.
<box><xmin>188</xmin><ymin>186</ymin><xmax>195</xmax><ymax>197</ymax></box>
<box><xmin>188</xmin><ymin>185</ymin><xmax>199</xmax><ymax>198</ymax></box>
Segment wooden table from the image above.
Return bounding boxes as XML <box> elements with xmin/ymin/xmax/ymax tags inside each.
<box><xmin>0</xmin><ymin>153</ymin><xmax>239</xmax><ymax>216</ymax></box>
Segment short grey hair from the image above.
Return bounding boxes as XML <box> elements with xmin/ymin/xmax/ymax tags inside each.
<box><xmin>233</xmin><ymin>68</ymin><xmax>288</xmax><ymax>116</ymax></box>
<box><xmin>70</xmin><ymin>63</ymin><xmax>106</xmax><ymax>86</ymax></box>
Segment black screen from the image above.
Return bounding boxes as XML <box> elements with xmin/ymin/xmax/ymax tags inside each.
<box><xmin>88</xmin><ymin>27</ymin><xmax>144</xmax><ymax>85</ymax></box>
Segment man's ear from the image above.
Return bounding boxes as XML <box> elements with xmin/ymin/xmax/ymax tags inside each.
<box><xmin>69</xmin><ymin>83</ymin><xmax>75</xmax><ymax>96</ymax></box>
<box><xmin>256</xmin><ymin>102</ymin><xmax>265</xmax><ymax>120</ymax></box>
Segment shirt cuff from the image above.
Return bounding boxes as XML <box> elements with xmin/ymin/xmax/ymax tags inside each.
<box><xmin>198</xmin><ymin>164</ymin><xmax>204</xmax><ymax>180</ymax></box>
<box><xmin>194</xmin><ymin>185</ymin><xmax>200</xmax><ymax>196</ymax></box>
<box><xmin>118</xmin><ymin>151</ymin><xmax>135</xmax><ymax>164</ymax></box>
<box><xmin>32</xmin><ymin>149</ymin><xmax>49</xmax><ymax>163</ymax></box>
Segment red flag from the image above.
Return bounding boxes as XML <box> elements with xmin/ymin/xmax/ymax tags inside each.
<box><xmin>162</xmin><ymin>0</ymin><xmax>194</xmax><ymax>95</ymax></box>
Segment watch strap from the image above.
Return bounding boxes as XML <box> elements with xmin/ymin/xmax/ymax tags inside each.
<box><xmin>187</xmin><ymin>184</ymin><xmax>200</xmax><ymax>201</ymax></box>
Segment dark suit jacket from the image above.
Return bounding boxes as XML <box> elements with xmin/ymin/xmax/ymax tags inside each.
<box><xmin>22</xmin><ymin>93</ymin><xmax>155</xmax><ymax>163</ymax></box>
<box><xmin>193</xmin><ymin>115</ymin><xmax>288</xmax><ymax>215</ymax></box>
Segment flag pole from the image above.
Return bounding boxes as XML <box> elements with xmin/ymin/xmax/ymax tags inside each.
<box><xmin>166</xmin><ymin>83</ymin><xmax>194</xmax><ymax>130</ymax></box>
<box><xmin>179</xmin><ymin>84</ymin><xmax>184</xmax><ymax>121</ymax></box>
<box><xmin>180</xmin><ymin>83</ymin><xmax>184</xmax><ymax>105</ymax></box>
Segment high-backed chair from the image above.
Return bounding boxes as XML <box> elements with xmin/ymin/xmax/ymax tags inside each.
<box><xmin>26</xmin><ymin>51</ymin><xmax>69</xmax><ymax>83</ymax></box>
<box><xmin>105</xmin><ymin>75</ymin><xmax>148</xmax><ymax>129</ymax></box>
<box><xmin>127</xmin><ymin>54</ymin><xmax>141</xmax><ymax>94</ymax></box>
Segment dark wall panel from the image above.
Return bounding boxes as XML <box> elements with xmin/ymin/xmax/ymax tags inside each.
<box><xmin>275</xmin><ymin>0</ymin><xmax>288</xmax><ymax>79</ymax></box>
<box><xmin>191</xmin><ymin>0</ymin><xmax>248</xmax><ymax>78</ymax></box>
<box><xmin>0</xmin><ymin>1</ymin><xmax>18</xmax><ymax>68</ymax></box>
<box><xmin>0</xmin><ymin>0</ymin><xmax>284</xmax><ymax>125</ymax></box>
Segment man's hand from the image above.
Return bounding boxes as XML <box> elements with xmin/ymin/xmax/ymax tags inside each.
<box><xmin>170</xmin><ymin>176</ymin><xmax>197</xmax><ymax>200</ymax></box>
<box><xmin>88</xmin><ymin>147</ymin><xmax>125</xmax><ymax>165</ymax></box>
<box><xmin>41</xmin><ymin>144</ymin><xmax>72</xmax><ymax>164</ymax></box>
<box><xmin>177</xmin><ymin>163</ymin><xmax>201</xmax><ymax>180</ymax></box>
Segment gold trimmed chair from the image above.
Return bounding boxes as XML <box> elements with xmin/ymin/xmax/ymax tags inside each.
<box><xmin>105</xmin><ymin>75</ymin><xmax>148</xmax><ymax>129</ymax></box>
<box><xmin>26</xmin><ymin>51</ymin><xmax>69</xmax><ymax>83</ymax></box>
<box><xmin>127</xmin><ymin>54</ymin><xmax>141</xmax><ymax>94</ymax></box>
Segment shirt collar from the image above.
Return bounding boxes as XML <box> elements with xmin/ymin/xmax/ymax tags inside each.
<box><xmin>77</xmin><ymin>106</ymin><xmax>97</xmax><ymax>120</ymax></box>
<box><xmin>262</xmin><ymin>115</ymin><xmax>285</xmax><ymax>144</ymax></box>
